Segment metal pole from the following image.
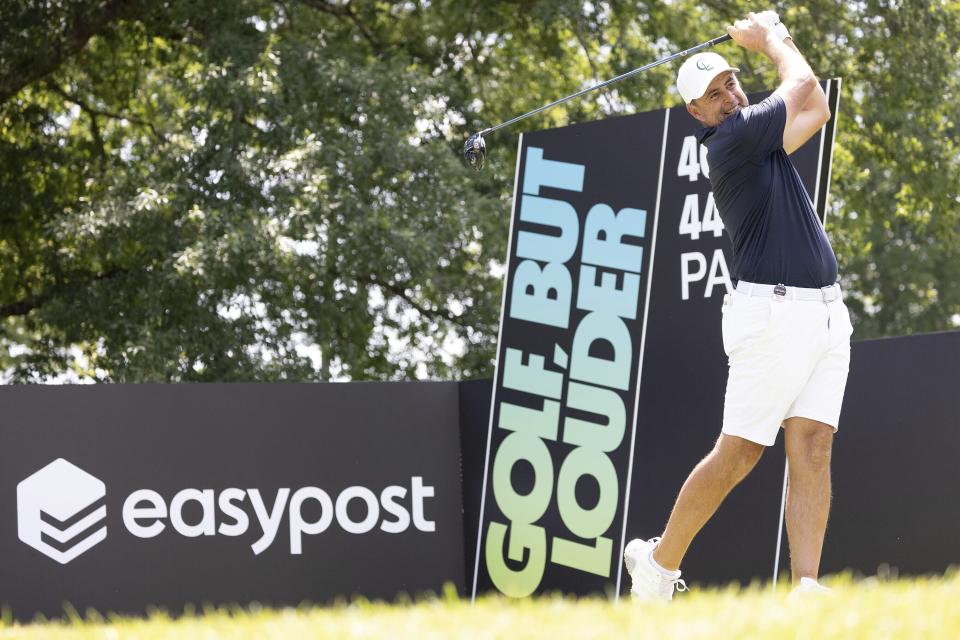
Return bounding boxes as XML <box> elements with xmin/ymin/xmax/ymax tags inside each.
<box><xmin>772</xmin><ymin>460</ymin><xmax>789</xmax><ymax>591</ymax></box>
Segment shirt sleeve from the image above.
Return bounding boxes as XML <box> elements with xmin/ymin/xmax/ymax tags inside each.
<box><xmin>734</xmin><ymin>93</ymin><xmax>787</xmax><ymax>159</ymax></box>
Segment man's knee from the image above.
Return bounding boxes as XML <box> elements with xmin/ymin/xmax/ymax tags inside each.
<box><xmin>786</xmin><ymin>421</ymin><xmax>834</xmax><ymax>472</ymax></box>
<box><xmin>797</xmin><ymin>438</ymin><xmax>832</xmax><ymax>472</ymax></box>
<box><xmin>713</xmin><ymin>434</ymin><xmax>764</xmax><ymax>481</ymax></box>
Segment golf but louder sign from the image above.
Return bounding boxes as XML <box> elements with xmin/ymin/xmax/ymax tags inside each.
<box><xmin>473</xmin><ymin>81</ymin><xmax>841</xmax><ymax>598</ymax></box>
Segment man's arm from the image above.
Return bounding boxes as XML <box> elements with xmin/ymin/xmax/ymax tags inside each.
<box><xmin>779</xmin><ymin>36</ymin><xmax>831</xmax><ymax>153</ymax></box>
<box><xmin>726</xmin><ymin>13</ymin><xmax>830</xmax><ymax>154</ymax></box>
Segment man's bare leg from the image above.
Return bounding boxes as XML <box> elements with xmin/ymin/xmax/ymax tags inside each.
<box><xmin>783</xmin><ymin>416</ymin><xmax>834</xmax><ymax>583</ymax></box>
<box><xmin>653</xmin><ymin>433</ymin><xmax>765</xmax><ymax>571</ymax></box>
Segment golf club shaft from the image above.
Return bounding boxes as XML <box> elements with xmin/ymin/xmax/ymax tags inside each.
<box><xmin>479</xmin><ymin>33</ymin><xmax>732</xmax><ymax>137</ymax></box>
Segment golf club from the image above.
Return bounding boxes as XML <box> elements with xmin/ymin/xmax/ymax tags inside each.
<box><xmin>463</xmin><ymin>33</ymin><xmax>732</xmax><ymax>170</ymax></box>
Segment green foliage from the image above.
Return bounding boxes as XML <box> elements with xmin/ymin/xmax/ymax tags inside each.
<box><xmin>0</xmin><ymin>0</ymin><xmax>957</xmax><ymax>381</ymax></box>
<box><xmin>4</xmin><ymin>573</ymin><xmax>960</xmax><ymax>639</ymax></box>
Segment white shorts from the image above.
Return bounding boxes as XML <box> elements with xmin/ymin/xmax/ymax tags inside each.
<box><xmin>720</xmin><ymin>282</ymin><xmax>853</xmax><ymax>446</ymax></box>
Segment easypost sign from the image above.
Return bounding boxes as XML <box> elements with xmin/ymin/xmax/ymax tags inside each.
<box><xmin>474</xmin><ymin>80</ymin><xmax>841</xmax><ymax>598</ymax></box>
<box><xmin>0</xmin><ymin>383</ymin><xmax>465</xmax><ymax>620</ymax></box>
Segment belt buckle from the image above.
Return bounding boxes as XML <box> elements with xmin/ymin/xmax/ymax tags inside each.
<box><xmin>773</xmin><ymin>283</ymin><xmax>787</xmax><ymax>301</ymax></box>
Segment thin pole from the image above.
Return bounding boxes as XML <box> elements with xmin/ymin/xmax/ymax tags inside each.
<box><xmin>772</xmin><ymin>460</ymin><xmax>789</xmax><ymax>591</ymax></box>
<box><xmin>478</xmin><ymin>34</ymin><xmax>732</xmax><ymax>137</ymax></box>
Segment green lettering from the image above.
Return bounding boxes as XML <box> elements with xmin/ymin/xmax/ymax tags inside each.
<box><xmin>486</xmin><ymin>521</ymin><xmax>547</xmax><ymax>597</ymax></box>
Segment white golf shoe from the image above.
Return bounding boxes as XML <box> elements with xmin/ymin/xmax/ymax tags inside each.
<box><xmin>623</xmin><ymin>537</ymin><xmax>688</xmax><ymax>602</ymax></box>
<box><xmin>789</xmin><ymin>577</ymin><xmax>832</xmax><ymax>599</ymax></box>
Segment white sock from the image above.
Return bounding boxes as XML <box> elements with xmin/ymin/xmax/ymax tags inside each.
<box><xmin>649</xmin><ymin>545</ymin><xmax>681</xmax><ymax>578</ymax></box>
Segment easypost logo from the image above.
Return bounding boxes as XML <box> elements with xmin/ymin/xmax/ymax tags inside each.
<box><xmin>17</xmin><ymin>458</ymin><xmax>437</xmax><ymax>563</ymax></box>
<box><xmin>17</xmin><ymin>458</ymin><xmax>108</xmax><ymax>564</ymax></box>
<box><xmin>120</xmin><ymin>477</ymin><xmax>436</xmax><ymax>554</ymax></box>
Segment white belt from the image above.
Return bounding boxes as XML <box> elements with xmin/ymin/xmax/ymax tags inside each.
<box><xmin>736</xmin><ymin>281</ymin><xmax>841</xmax><ymax>303</ymax></box>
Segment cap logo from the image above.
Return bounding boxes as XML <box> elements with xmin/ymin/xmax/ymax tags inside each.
<box><xmin>696</xmin><ymin>59</ymin><xmax>714</xmax><ymax>71</ymax></box>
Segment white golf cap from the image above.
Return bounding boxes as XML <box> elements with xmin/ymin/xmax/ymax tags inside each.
<box><xmin>676</xmin><ymin>52</ymin><xmax>740</xmax><ymax>104</ymax></box>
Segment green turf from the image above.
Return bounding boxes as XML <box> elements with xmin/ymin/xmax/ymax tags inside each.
<box><xmin>2</xmin><ymin>573</ymin><xmax>957</xmax><ymax>639</ymax></box>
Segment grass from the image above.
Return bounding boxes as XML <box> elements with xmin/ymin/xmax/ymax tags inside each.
<box><xmin>2</xmin><ymin>572</ymin><xmax>958</xmax><ymax>639</ymax></box>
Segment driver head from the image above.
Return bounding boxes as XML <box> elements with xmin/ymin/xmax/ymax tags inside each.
<box><xmin>463</xmin><ymin>133</ymin><xmax>486</xmax><ymax>170</ymax></box>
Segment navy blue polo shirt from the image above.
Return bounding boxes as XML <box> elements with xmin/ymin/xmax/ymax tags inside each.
<box><xmin>696</xmin><ymin>94</ymin><xmax>837</xmax><ymax>288</ymax></box>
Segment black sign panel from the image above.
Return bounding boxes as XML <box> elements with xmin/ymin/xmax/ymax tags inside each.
<box><xmin>0</xmin><ymin>383</ymin><xmax>465</xmax><ymax>620</ymax></box>
<box><xmin>476</xmin><ymin>81</ymin><xmax>841</xmax><ymax>597</ymax></box>
<box><xmin>471</xmin><ymin>111</ymin><xmax>667</xmax><ymax>597</ymax></box>
<box><xmin>462</xmin><ymin>330</ymin><xmax>960</xmax><ymax>588</ymax></box>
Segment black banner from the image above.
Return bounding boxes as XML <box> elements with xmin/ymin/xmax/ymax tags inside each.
<box><xmin>462</xmin><ymin>329</ymin><xmax>960</xmax><ymax>589</ymax></box>
<box><xmin>0</xmin><ymin>383</ymin><xmax>465</xmax><ymax>620</ymax></box>
<box><xmin>471</xmin><ymin>111</ymin><xmax>666</xmax><ymax>597</ymax></box>
<box><xmin>475</xmin><ymin>81</ymin><xmax>841</xmax><ymax>598</ymax></box>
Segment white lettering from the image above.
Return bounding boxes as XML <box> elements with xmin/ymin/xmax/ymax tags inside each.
<box><xmin>115</xmin><ymin>478</ymin><xmax>435</xmax><ymax>553</ymax></box>
<box><xmin>336</xmin><ymin>487</ymin><xmax>379</xmax><ymax>534</ymax></box>
<box><xmin>249</xmin><ymin>488</ymin><xmax>291</xmax><ymax>555</ymax></box>
<box><xmin>677</xmin><ymin>135</ymin><xmax>702</xmax><ymax>182</ymax></box>
<box><xmin>170</xmin><ymin>488</ymin><xmax>216</xmax><ymax>537</ymax></box>
<box><xmin>122</xmin><ymin>489</ymin><xmax>167</xmax><ymax>538</ymax></box>
<box><xmin>680</xmin><ymin>252</ymin><xmax>708</xmax><ymax>300</ymax></box>
<box><xmin>411</xmin><ymin>476</ymin><xmax>436</xmax><ymax>532</ymax></box>
<box><xmin>379</xmin><ymin>486</ymin><xmax>410</xmax><ymax>533</ymax></box>
<box><xmin>288</xmin><ymin>487</ymin><xmax>333</xmax><ymax>554</ymax></box>
<box><xmin>702</xmin><ymin>192</ymin><xmax>723</xmax><ymax>237</ymax></box>
<box><xmin>679</xmin><ymin>194</ymin><xmax>702</xmax><ymax>240</ymax></box>
<box><xmin>217</xmin><ymin>488</ymin><xmax>249</xmax><ymax>536</ymax></box>
<box><xmin>706</xmin><ymin>249</ymin><xmax>734</xmax><ymax>298</ymax></box>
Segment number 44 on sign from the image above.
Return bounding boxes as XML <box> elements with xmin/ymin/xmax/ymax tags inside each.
<box><xmin>678</xmin><ymin>192</ymin><xmax>723</xmax><ymax>241</ymax></box>
<box><xmin>678</xmin><ymin>192</ymin><xmax>730</xmax><ymax>299</ymax></box>
<box><xmin>677</xmin><ymin>192</ymin><xmax>731</xmax><ymax>302</ymax></box>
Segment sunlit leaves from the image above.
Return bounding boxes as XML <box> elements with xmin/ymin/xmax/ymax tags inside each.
<box><xmin>0</xmin><ymin>0</ymin><xmax>958</xmax><ymax>382</ymax></box>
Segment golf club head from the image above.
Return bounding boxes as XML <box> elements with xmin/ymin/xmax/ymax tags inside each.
<box><xmin>463</xmin><ymin>132</ymin><xmax>486</xmax><ymax>170</ymax></box>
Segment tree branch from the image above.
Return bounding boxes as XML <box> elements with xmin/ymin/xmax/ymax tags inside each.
<box><xmin>0</xmin><ymin>267</ymin><xmax>129</xmax><ymax>319</ymax></box>
<box><xmin>0</xmin><ymin>0</ymin><xmax>141</xmax><ymax>106</ymax></box>
<box><xmin>298</xmin><ymin>0</ymin><xmax>385</xmax><ymax>52</ymax></box>
<box><xmin>374</xmin><ymin>278</ymin><xmax>472</xmax><ymax>330</ymax></box>
<box><xmin>47</xmin><ymin>82</ymin><xmax>167</xmax><ymax>144</ymax></box>
<box><xmin>570</xmin><ymin>15</ymin><xmax>617</xmax><ymax>111</ymax></box>
<box><xmin>0</xmin><ymin>297</ymin><xmax>43</xmax><ymax>319</ymax></box>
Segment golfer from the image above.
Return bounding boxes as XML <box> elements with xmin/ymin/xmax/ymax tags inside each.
<box><xmin>625</xmin><ymin>11</ymin><xmax>852</xmax><ymax>600</ymax></box>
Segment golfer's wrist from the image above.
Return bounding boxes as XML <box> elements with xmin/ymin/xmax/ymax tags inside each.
<box><xmin>761</xmin><ymin>28</ymin><xmax>786</xmax><ymax>53</ymax></box>
<box><xmin>756</xmin><ymin>10</ymin><xmax>791</xmax><ymax>42</ymax></box>
<box><xmin>773</xmin><ymin>21</ymin><xmax>791</xmax><ymax>41</ymax></box>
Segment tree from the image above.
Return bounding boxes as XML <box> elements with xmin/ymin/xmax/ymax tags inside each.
<box><xmin>0</xmin><ymin>0</ymin><xmax>509</xmax><ymax>381</ymax></box>
<box><xmin>1</xmin><ymin>0</ymin><xmax>957</xmax><ymax>382</ymax></box>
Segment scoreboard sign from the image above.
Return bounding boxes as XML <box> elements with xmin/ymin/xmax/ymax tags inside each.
<box><xmin>473</xmin><ymin>80</ymin><xmax>841</xmax><ymax>598</ymax></box>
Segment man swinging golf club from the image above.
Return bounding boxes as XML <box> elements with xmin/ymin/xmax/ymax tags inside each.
<box><xmin>624</xmin><ymin>11</ymin><xmax>852</xmax><ymax>600</ymax></box>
